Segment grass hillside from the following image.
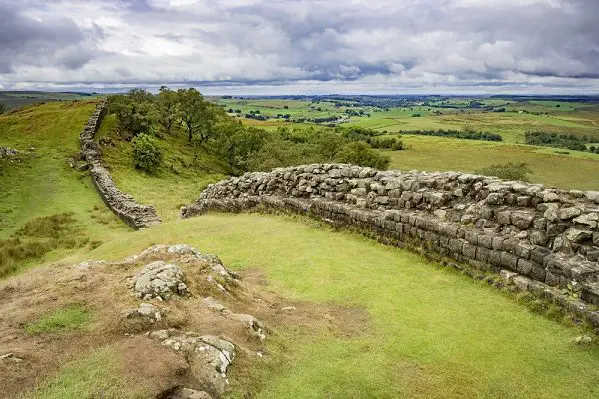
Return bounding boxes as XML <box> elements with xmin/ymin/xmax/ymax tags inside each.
<box><xmin>95</xmin><ymin>113</ymin><xmax>228</xmax><ymax>221</ymax></box>
<box><xmin>2</xmin><ymin>98</ymin><xmax>599</xmax><ymax>398</ymax></box>
<box><xmin>0</xmin><ymin>101</ymin><xmax>129</xmax><ymax>276</ymax></box>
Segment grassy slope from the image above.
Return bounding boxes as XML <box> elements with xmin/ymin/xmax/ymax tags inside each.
<box><xmin>384</xmin><ymin>135</ymin><xmax>599</xmax><ymax>191</ymax></box>
<box><xmin>95</xmin><ymin>114</ymin><xmax>227</xmax><ymax>221</ymax></box>
<box><xmin>4</xmin><ymin>100</ymin><xmax>599</xmax><ymax>398</ymax></box>
<box><xmin>0</xmin><ymin>101</ymin><xmax>127</xmax><ymax>239</ymax></box>
<box><xmin>0</xmin><ymin>101</ymin><xmax>129</xmax><ymax>273</ymax></box>
<box><xmin>84</xmin><ymin>213</ymin><xmax>599</xmax><ymax>399</ymax></box>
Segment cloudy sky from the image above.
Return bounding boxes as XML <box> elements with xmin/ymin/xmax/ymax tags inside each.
<box><xmin>1</xmin><ymin>0</ymin><xmax>598</xmax><ymax>94</ymax></box>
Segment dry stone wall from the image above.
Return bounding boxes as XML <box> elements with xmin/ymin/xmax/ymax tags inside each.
<box><xmin>79</xmin><ymin>101</ymin><xmax>160</xmax><ymax>229</ymax></box>
<box><xmin>182</xmin><ymin>163</ymin><xmax>599</xmax><ymax>319</ymax></box>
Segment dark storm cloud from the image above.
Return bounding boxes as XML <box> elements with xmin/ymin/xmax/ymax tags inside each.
<box><xmin>0</xmin><ymin>0</ymin><xmax>598</xmax><ymax>92</ymax></box>
<box><xmin>0</xmin><ymin>2</ymin><xmax>97</xmax><ymax>73</ymax></box>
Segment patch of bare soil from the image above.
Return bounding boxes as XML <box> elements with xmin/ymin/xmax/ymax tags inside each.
<box><xmin>0</xmin><ymin>244</ymin><xmax>370</xmax><ymax>398</ymax></box>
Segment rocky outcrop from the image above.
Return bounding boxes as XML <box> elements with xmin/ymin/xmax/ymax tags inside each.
<box><xmin>182</xmin><ymin>163</ymin><xmax>599</xmax><ymax>316</ymax></box>
<box><xmin>79</xmin><ymin>101</ymin><xmax>160</xmax><ymax>229</ymax></box>
<box><xmin>148</xmin><ymin>330</ymin><xmax>235</xmax><ymax>396</ymax></box>
<box><xmin>132</xmin><ymin>261</ymin><xmax>189</xmax><ymax>300</ymax></box>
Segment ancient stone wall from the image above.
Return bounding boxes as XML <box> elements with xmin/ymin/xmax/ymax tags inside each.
<box><xmin>182</xmin><ymin>163</ymin><xmax>599</xmax><ymax>320</ymax></box>
<box><xmin>79</xmin><ymin>101</ymin><xmax>160</xmax><ymax>229</ymax></box>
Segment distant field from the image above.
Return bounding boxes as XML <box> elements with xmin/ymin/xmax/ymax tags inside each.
<box><xmin>211</xmin><ymin>97</ymin><xmax>599</xmax><ymax>144</ymax></box>
<box><xmin>0</xmin><ymin>91</ymin><xmax>97</xmax><ymax>111</ymax></box>
<box><xmin>385</xmin><ymin>135</ymin><xmax>599</xmax><ymax>190</ymax></box>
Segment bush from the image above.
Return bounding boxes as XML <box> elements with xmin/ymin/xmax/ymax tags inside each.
<box><xmin>334</xmin><ymin>142</ymin><xmax>390</xmax><ymax>170</ymax></box>
<box><xmin>476</xmin><ymin>162</ymin><xmax>532</xmax><ymax>181</ymax></box>
<box><xmin>132</xmin><ymin>134</ymin><xmax>163</xmax><ymax>173</ymax></box>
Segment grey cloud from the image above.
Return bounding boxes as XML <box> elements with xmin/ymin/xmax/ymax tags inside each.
<box><xmin>0</xmin><ymin>2</ymin><xmax>97</xmax><ymax>72</ymax></box>
<box><xmin>1</xmin><ymin>0</ymin><xmax>598</xmax><ymax>92</ymax></box>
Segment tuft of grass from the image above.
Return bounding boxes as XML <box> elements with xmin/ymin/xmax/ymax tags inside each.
<box><xmin>25</xmin><ymin>303</ymin><xmax>91</xmax><ymax>334</ymax></box>
<box><xmin>0</xmin><ymin>213</ymin><xmax>88</xmax><ymax>278</ymax></box>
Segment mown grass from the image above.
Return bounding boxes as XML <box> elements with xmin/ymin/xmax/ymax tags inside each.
<box><xmin>83</xmin><ymin>213</ymin><xmax>599</xmax><ymax>399</ymax></box>
<box><xmin>25</xmin><ymin>303</ymin><xmax>91</xmax><ymax>335</ymax></box>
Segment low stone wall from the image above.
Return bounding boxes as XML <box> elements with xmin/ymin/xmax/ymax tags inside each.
<box><xmin>182</xmin><ymin>163</ymin><xmax>599</xmax><ymax>320</ymax></box>
<box><xmin>79</xmin><ymin>101</ymin><xmax>160</xmax><ymax>229</ymax></box>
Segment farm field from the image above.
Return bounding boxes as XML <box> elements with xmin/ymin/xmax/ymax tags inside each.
<box><xmin>211</xmin><ymin>96</ymin><xmax>599</xmax><ymax>144</ymax></box>
<box><xmin>384</xmin><ymin>135</ymin><xmax>599</xmax><ymax>191</ymax></box>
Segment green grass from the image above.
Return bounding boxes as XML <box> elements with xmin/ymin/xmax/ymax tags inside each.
<box><xmin>0</xmin><ymin>101</ymin><xmax>128</xmax><ymax>240</ymax></box>
<box><xmin>384</xmin><ymin>135</ymin><xmax>599</xmax><ymax>190</ymax></box>
<box><xmin>211</xmin><ymin>98</ymin><xmax>599</xmax><ymax>144</ymax></box>
<box><xmin>25</xmin><ymin>303</ymin><xmax>91</xmax><ymax>334</ymax></box>
<box><xmin>83</xmin><ymin>213</ymin><xmax>599</xmax><ymax>399</ymax></box>
<box><xmin>23</xmin><ymin>347</ymin><xmax>138</xmax><ymax>399</ymax></box>
<box><xmin>96</xmin><ymin>114</ymin><xmax>227</xmax><ymax>221</ymax></box>
<box><xmin>0</xmin><ymin>213</ymin><xmax>89</xmax><ymax>278</ymax></box>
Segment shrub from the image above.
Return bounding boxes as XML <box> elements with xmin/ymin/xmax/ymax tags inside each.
<box><xmin>132</xmin><ymin>134</ymin><xmax>163</xmax><ymax>173</ymax></box>
<box><xmin>476</xmin><ymin>162</ymin><xmax>532</xmax><ymax>181</ymax></box>
<box><xmin>334</xmin><ymin>142</ymin><xmax>390</xmax><ymax>170</ymax></box>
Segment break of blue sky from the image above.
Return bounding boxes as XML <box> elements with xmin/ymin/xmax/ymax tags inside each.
<box><xmin>0</xmin><ymin>0</ymin><xmax>598</xmax><ymax>94</ymax></box>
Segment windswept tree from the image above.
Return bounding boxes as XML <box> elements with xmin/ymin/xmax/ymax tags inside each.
<box><xmin>177</xmin><ymin>88</ymin><xmax>221</xmax><ymax>143</ymax></box>
<box><xmin>109</xmin><ymin>89</ymin><xmax>156</xmax><ymax>138</ymax></box>
<box><xmin>156</xmin><ymin>86</ymin><xmax>179</xmax><ymax>134</ymax></box>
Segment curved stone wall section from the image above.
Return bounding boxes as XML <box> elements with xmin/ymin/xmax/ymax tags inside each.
<box><xmin>182</xmin><ymin>163</ymin><xmax>599</xmax><ymax>313</ymax></box>
<box><xmin>80</xmin><ymin>101</ymin><xmax>160</xmax><ymax>229</ymax></box>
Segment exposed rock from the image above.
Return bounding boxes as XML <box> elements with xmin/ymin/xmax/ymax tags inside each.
<box><xmin>148</xmin><ymin>330</ymin><xmax>236</xmax><ymax>396</ymax></box>
<box><xmin>204</xmin><ymin>297</ymin><xmax>267</xmax><ymax>340</ymax></box>
<box><xmin>133</xmin><ymin>261</ymin><xmax>188</xmax><ymax>300</ymax></box>
<box><xmin>572</xmin><ymin>335</ymin><xmax>593</xmax><ymax>345</ymax></box>
<box><xmin>0</xmin><ymin>353</ymin><xmax>23</xmax><ymax>363</ymax></box>
<box><xmin>573</xmin><ymin>213</ymin><xmax>598</xmax><ymax>229</ymax></box>
<box><xmin>0</xmin><ymin>147</ymin><xmax>19</xmax><ymax>158</ymax></box>
<box><xmin>565</xmin><ymin>228</ymin><xmax>593</xmax><ymax>244</ymax></box>
<box><xmin>122</xmin><ymin>303</ymin><xmax>163</xmax><ymax>324</ymax></box>
<box><xmin>167</xmin><ymin>388</ymin><xmax>213</xmax><ymax>399</ymax></box>
<box><xmin>558</xmin><ymin>207</ymin><xmax>582</xmax><ymax>220</ymax></box>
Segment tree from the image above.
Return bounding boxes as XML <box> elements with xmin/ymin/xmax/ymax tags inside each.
<box><xmin>109</xmin><ymin>89</ymin><xmax>156</xmax><ymax>138</ymax></box>
<box><xmin>476</xmin><ymin>162</ymin><xmax>532</xmax><ymax>181</ymax></box>
<box><xmin>334</xmin><ymin>142</ymin><xmax>390</xmax><ymax>170</ymax></box>
<box><xmin>132</xmin><ymin>133</ymin><xmax>163</xmax><ymax>173</ymax></box>
<box><xmin>177</xmin><ymin>88</ymin><xmax>216</xmax><ymax>143</ymax></box>
<box><xmin>156</xmin><ymin>86</ymin><xmax>179</xmax><ymax>134</ymax></box>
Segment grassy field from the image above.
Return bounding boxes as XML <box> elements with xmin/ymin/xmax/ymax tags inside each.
<box><xmin>212</xmin><ymin>97</ymin><xmax>599</xmax><ymax>144</ymax></box>
<box><xmin>82</xmin><ymin>213</ymin><xmax>599</xmax><ymax>399</ymax></box>
<box><xmin>385</xmin><ymin>135</ymin><xmax>599</xmax><ymax>190</ymax></box>
<box><xmin>3</xmin><ymin>99</ymin><xmax>599</xmax><ymax>398</ymax></box>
